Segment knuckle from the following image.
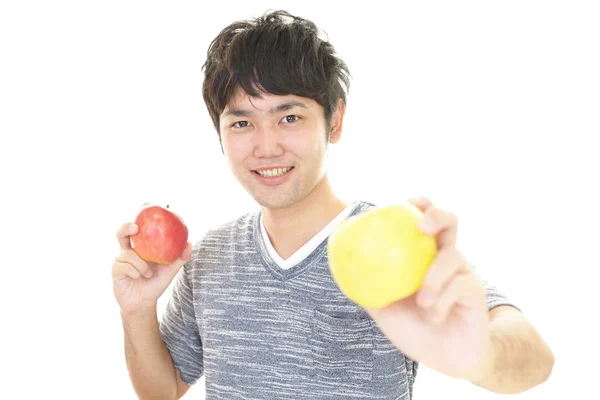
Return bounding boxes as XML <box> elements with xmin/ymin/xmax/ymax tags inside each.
<box><xmin>127</xmin><ymin>251</ymin><xmax>149</xmax><ymax>272</ymax></box>
<box><xmin>422</xmin><ymin>269</ymin><xmax>439</xmax><ymax>289</ymax></box>
<box><xmin>434</xmin><ymin>300</ymin><xmax>449</xmax><ymax>314</ymax></box>
<box><xmin>423</xmin><ymin>207</ymin><xmax>437</xmax><ymax>219</ymax></box>
<box><xmin>428</xmin><ymin>208</ymin><xmax>458</xmax><ymax>227</ymax></box>
<box><xmin>449</xmin><ymin>247</ymin><xmax>465</xmax><ymax>263</ymax></box>
<box><xmin>112</xmin><ymin>261</ymin><xmax>127</xmax><ymax>277</ymax></box>
<box><xmin>424</xmin><ymin>248</ymin><xmax>462</xmax><ymax>289</ymax></box>
<box><xmin>434</xmin><ymin>247</ymin><xmax>457</xmax><ymax>270</ymax></box>
<box><xmin>124</xmin><ymin>264</ymin><xmax>141</xmax><ymax>279</ymax></box>
<box><xmin>457</xmin><ymin>273</ymin><xmax>474</xmax><ymax>290</ymax></box>
<box><xmin>128</xmin><ymin>265</ymin><xmax>142</xmax><ymax>279</ymax></box>
<box><xmin>433</xmin><ymin>296</ymin><xmax>452</xmax><ymax>315</ymax></box>
<box><xmin>419</xmin><ymin>195</ymin><xmax>433</xmax><ymax>206</ymax></box>
<box><xmin>131</xmin><ymin>252</ymin><xmax>149</xmax><ymax>270</ymax></box>
<box><xmin>454</xmin><ymin>273</ymin><xmax>468</xmax><ymax>287</ymax></box>
<box><xmin>449</xmin><ymin>212</ymin><xmax>459</xmax><ymax>226</ymax></box>
<box><xmin>115</xmin><ymin>249</ymin><xmax>129</xmax><ymax>262</ymax></box>
<box><xmin>439</xmin><ymin>209</ymin><xmax>453</xmax><ymax>222</ymax></box>
<box><xmin>116</xmin><ymin>222</ymin><xmax>128</xmax><ymax>236</ymax></box>
<box><xmin>115</xmin><ymin>251</ymin><xmax>147</xmax><ymax>274</ymax></box>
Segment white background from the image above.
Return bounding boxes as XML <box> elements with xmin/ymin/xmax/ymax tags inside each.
<box><xmin>1</xmin><ymin>1</ymin><xmax>598</xmax><ymax>399</ymax></box>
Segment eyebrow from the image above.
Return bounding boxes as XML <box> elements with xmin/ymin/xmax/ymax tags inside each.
<box><xmin>222</xmin><ymin>100</ymin><xmax>308</xmax><ymax>118</ymax></box>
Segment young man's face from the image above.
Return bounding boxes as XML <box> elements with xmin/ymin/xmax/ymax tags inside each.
<box><xmin>219</xmin><ymin>88</ymin><xmax>342</xmax><ymax>209</ymax></box>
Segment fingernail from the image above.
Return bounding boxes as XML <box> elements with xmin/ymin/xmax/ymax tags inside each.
<box><xmin>419</xmin><ymin>290</ymin><xmax>433</xmax><ymax>307</ymax></box>
<box><xmin>130</xmin><ymin>224</ymin><xmax>137</xmax><ymax>234</ymax></box>
<box><xmin>145</xmin><ymin>270</ymin><xmax>153</xmax><ymax>278</ymax></box>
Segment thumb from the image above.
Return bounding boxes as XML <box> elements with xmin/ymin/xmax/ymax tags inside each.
<box><xmin>407</xmin><ymin>196</ymin><xmax>434</xmax><ymax>212</ymax></box>
<box><xmin>166</xmin><ymin>242</ymin><xmax>193</xmax><ymax>276</ymax></box>
<box><xmin>180</xmin><ymin>242</ymin><xmax>193</xmax><ymax>263</ymax></box>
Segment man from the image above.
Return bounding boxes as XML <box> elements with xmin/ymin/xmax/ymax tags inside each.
<box><xmin>112</xmin><ymin>10</ymin><xmax>554</xmax><ymax>399</ymax></box>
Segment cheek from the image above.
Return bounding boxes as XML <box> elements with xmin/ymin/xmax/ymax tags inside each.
<box><xmin>304</xmin><ymin>135</ymin><xmax>327</xmax><ymax>160</ymax></box>
<box><xmin>285</xmin><ymin>129</ymin><xmax>325</xmax><ymax>158</ymax></box>
<box><xmin>222</xmin><ymin>136</ymin><xmax>251</xmax><ymax>164</ymax></box>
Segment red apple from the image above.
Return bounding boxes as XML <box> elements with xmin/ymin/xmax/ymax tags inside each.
<box><xmin>130</xmin><ymin>204</ymin><xmax>189</xmax><ymax>265</ymax></box>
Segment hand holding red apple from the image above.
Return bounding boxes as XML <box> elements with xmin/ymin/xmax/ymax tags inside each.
<box><xmin>130</xmin><ymin>204</ymin><xmax>189</xmax><ymax>265</ymax></box>
<box><xmin>112</xmin><ymin>204</ymin><xmax>192</xmax><ymax>316</ymax></box>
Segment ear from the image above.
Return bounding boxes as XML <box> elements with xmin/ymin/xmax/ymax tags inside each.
<box><xmin>328</xmin><ymin>99</ymin><xmax>346</xmax><ymax>144</ymax></box>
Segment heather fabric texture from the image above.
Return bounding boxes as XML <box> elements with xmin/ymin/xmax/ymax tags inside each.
<box><xmin>159</xmin><ymin>201</ymin><xmax>516</xmax><ymax>399</ymax></box>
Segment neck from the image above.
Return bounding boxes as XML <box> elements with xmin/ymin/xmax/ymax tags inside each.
<box><xmin>261</xmin><ymin>175</ymin><xmax>348</xmax><ymax>260</ymax></box>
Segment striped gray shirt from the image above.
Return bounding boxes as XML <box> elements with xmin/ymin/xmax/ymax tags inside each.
<box><xmin>159</xmin><ymin>201</ymin><xmax>516</xmax><ymax>399</ymax></box>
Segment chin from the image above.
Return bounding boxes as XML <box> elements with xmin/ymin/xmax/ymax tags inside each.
<box><xmin>254</xmin><ymin>196</ymin><xmax>296</xmax><ymax>209</ymax></box>
<box><xmin>251</xmin><ymin>189</ymin><xmax>303</xmax><ymax>210</ymax></box>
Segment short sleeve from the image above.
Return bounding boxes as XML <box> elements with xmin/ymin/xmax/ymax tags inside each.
<box><xmin>159</xmin><ymin>262</ymin><xmax>204</xmax><ymax>385</ymax></box>
<box><xmin>480</xmin><ymin>277</ymin><xmax>520</xmax><ymax>312</ymax></box>
<box><xmin>468</xmin><ymin>261</ymin><xmax>521</xmax><ymax>313</ymax></box>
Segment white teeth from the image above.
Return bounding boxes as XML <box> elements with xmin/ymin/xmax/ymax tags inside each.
<box><xmin>256</xmin><ymin>167</ymin><xmax>292</xmax><ymax>177</ymax></box>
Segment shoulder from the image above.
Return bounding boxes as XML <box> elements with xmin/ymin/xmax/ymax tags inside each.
<box><xmin>204</xmin><ymin>211</ymin><xmax>255</xmax><ymax>241</ymax></box>
<box><xmin>189</xmin><ymin>210</ymin><xmax>258</xmax><ymax>258</ymax></box>
<box><xmin>352</xmin><ymin>200</ymin><xmax>378</xmax><ymax>215</ymax></box>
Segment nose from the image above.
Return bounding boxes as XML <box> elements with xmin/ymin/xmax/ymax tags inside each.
<box><xmin>253</xmin><ymin>125</ymin><xmax>284</xmax><ymax>158</ymax></box>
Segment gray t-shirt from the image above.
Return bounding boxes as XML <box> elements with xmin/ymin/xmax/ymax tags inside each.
<box><xmin>159</xmin><ymin>201</ymin><xmax>516</xmax><ymax>399</ymax></box>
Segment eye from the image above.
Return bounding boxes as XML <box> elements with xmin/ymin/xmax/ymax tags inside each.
<box><xmin>281</xmin><ymin>115</ymin><xmax>301</xmax><ymax>124</ymax></box>
<box><xmin>231</xmin><ymin>121</ymin><xmax>252</xmax><ymax>129</ymax></box>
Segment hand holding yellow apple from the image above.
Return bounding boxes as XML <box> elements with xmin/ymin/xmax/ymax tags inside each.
<box><xmin>327</xmin><ymin>202</ymin><xmax>437</xmax><ymax>308</ymax></box>
<box><xmin>328</xmin><ymin>197</ymin><xmax>491</xmax><ymax>382</ymax></box>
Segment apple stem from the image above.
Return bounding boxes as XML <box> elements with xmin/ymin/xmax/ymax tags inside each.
<box><xmin>166</xmin><ymin>204</ymin><xmax>170</xmax><ymax>209</ymax></box>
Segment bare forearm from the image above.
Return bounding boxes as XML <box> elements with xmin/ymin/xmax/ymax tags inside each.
<box><xmin>472</xmin><ymin>309</ymin><xmax>554</xmax><ymax>394</ymax></box>
<box><xmin>122</xmin><ymin>307</ymin><xmax>178</xmax><ymax>400</ymax></box>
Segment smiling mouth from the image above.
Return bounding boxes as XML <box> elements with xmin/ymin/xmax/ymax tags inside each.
<box><xmin>252</xmin><ymin>167</ymin><xmax>294</xmax><ymax>178</ymax></box>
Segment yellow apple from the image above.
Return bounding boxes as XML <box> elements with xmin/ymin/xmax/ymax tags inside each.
<box><xmin>327</xmin><ymin>203</ymin><xmax>437</xmax><ymax>309</ymax></box>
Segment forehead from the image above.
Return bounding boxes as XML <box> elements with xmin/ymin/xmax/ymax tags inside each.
<box><xmin>223</xmin><ymin>87</ymin><xmax>318</xmax><ymax>115</ymax></box>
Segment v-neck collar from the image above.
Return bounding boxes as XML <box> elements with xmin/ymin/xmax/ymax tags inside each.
<box><xmin>259</xmin><ymin>203</ymin><xmax>356</xmax><ymax>270</ymax></box>
<box><xmin>254</xmin><ymin>201</ymin><xmax>370</xmax><ymax>281</ymax></box>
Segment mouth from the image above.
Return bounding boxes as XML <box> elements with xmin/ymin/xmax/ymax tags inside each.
<box><xmin>251</xmin><ymin>166</ymin><xmax>295</xmax><ymax>185</ymax></box>
<box><xmin>252</xmin><ymin>166</ymin><xmax>294</xmax><ymax>178</ymax></box>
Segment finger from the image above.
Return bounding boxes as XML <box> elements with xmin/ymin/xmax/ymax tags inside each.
<box><xmin>417</xmin><ymin>247</ymin><xmax>466</xmax><ymax>308</ymax></box>
<box><xmin>418</xmin><ymin>207</ymin><xmax>458</xmax><ymax>247</ymax></box>
<box><xmin>166</xmin><ymin>242</ymin><xmax>193</xmax><ymax>274</ymax></box>
<box><xmin>157</xmin><ymin>242</ymin><xmax>194</xmax><ymax>283</ymax></box>
<box><xmin>408</xmin><ymin>196</ymin><xmax>434</xmax><ymax>212</ymax></box>
<box><xmin>112</xmin><ymin>260</ymin><xmax>142</xmax><ymax>280</ymax></box>
<box><xmin>180</xmin><ymin>242</ymin><xmax>193</xmax><ymax>263</ymax></box>
<box><xmin>115</xmin><ymin>249</ymin><xmax>154</xmax><ymax>278</ymax></box>
<box><xmin>116</xmin><ymin>222</ymin><xmax>138</xmax><ymax>250</ymax></box>
<box><xmin>430</xmin><ymin>272</ymin><xmax>482</xmax><ymax>325</ymax></box>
